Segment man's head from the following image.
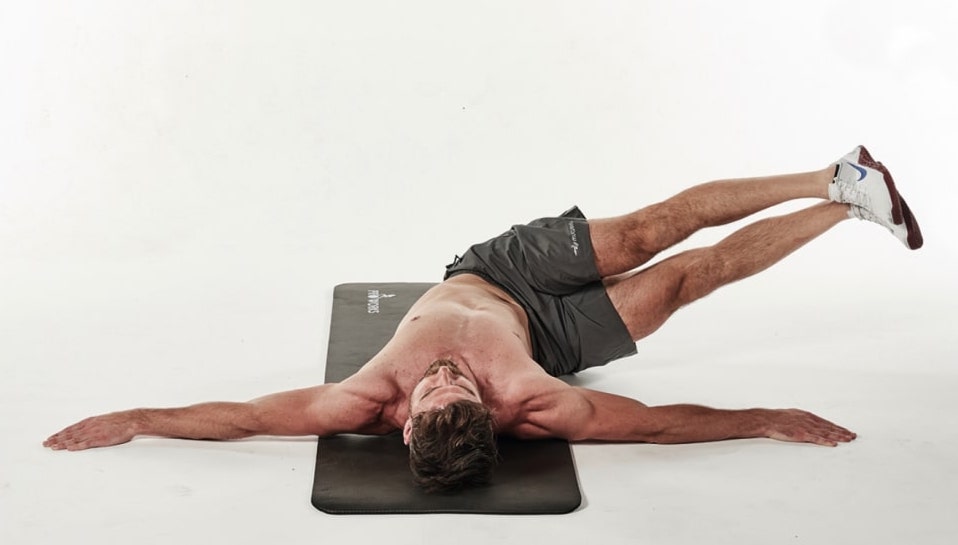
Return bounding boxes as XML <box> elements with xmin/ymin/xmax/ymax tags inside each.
<box><xmin>403</xmin><ymin>359</ymin><xmax>498</xmax><ymax>492</ymax></box>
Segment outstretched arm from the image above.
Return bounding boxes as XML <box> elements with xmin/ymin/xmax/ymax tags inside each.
<box><xmin>519</xmin><ymin>387</ymin><xmax>856</xmax><ymax>447</ymax></box>
<box><xmin>44</xmin><ymin>384</ymin><xmax>383</xmax><ymax>451</ymax></box>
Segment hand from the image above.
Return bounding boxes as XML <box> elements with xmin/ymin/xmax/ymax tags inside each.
<box><xmin>44</xmin><ymin>411</ymin><xmax>142</xmax><ymax>451</ymax></box>
<box><xmin>761</xmin><ymin>408</ymin><xmax>857</xmax><ymax>447</ymax></box>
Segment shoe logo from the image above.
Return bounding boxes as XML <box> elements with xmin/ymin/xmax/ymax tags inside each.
<box><xmin>849</xmin><ymin>163</ymin><xmax>867</xmax><ymax>182</ymax></box>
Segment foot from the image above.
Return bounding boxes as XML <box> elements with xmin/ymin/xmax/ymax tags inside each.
<box><xmin>848</xmin><ymin>204</ymin><xmax>921</xmax><ymax>249</ymax></box>
<box><xmin>830</xmin><ymin>146</ymin><xmax>923</xmax><ymax>249</ymax></box>
<box><xmin>828</xmin><ymin>145</ymin><xmax>903</xmax><ymax>225</ymax></box>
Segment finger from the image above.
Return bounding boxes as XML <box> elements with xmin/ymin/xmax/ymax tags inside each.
<box><xmin>806</xmin><ymin>433</ymin><xmax>837</xmax><ymax>447</ymax></box>
<box><xmin>44</xmin><ymin>433</ymin><xmax>66</xmax><ymax>449</ymax></box>
<box><xmin>815</xmin><ymin>426</ymin><xmax>858</xmax><ymax>445</ymax></box>
<box><xmin>824</xmin><ymin>423</ymin><xmax>855</xmax><ymax>437</ymax></box>
<box><xmin>816</xmin><ymin>423</ymin><xmax>856</xmax><ymax>441</ymax></box>
<box><xmin>809</xmin><ymin>432</ymin><xmax>839</xmax><ymax>447</ymax></box>
<box><xmin>46</xmin><ymin>430</ymin><xmax>84</xmax><ymax>451</ymax></box>
<box><xmin>824</xmin><ymin>427</ymin><xmax>854</xmax><ymax>440</ymax></box>
<box><xmin>800</xmin><ymin>414</ymin><xmax>855</xmax><ymax>438</ymax></box>
<box><xmin>46</xmin><ymin>426</ymin><xmax>78</xmax><ymax>445</ymax></box>
<box><xmin>829</xmin><ymin>430</ymin><xmax>857</xmax><ymax>443</ymax></box>
<box><xmin>807</xmin><ymin>433</ymin><xmax>838</xmax><ymax>445</ymax></box>
<box><xmin>815</xmin><ymin>416</ymin><xmax>856</xmax><ymax>436</ymax></box>
<box><xmin>65</xmin><ymin>432</ymin><xmax>93</xmax><ymax>450</ymax></box>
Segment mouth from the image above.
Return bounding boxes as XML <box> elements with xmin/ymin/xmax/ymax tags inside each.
<box><xmin>422</xmin><ymin>358</ymin><xmax>465</xmax><ymax>379</ymax></box>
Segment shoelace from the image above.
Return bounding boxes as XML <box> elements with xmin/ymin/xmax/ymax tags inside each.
<box><xmin>835</xmin><ymin>167</ymin><xmax>874</xmax><ymax>210</ymax></box>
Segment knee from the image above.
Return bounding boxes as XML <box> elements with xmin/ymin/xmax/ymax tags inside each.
<box><xmin>623</xmin><ymin>202</ymin><xmax>690</xmax><ymax>256</ymax></box>
<box><xmin>674</xmin><ymin>249</ymin><xmax>731</xmax><ymax>307</ymax></box>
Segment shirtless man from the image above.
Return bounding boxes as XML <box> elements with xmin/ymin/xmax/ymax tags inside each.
<box><xmin>45</xmin><ymin>146</ymin><xmax>922</xmax><ymax>492</ymax></box>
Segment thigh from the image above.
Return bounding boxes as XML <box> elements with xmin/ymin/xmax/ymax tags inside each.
<box><xmin>589</xmin><ymin>216</ymin><xmax>655</xmax><ymax>278</ymax></box>
<box><xmin>588</xmin><ymin>203</ymin><xmax>681</xmax><ymax>278</ymax></box>
<box><xmin>603</xmin><ymin>248</ymin><xmax>716</xmax><ymax>341</ymax></box>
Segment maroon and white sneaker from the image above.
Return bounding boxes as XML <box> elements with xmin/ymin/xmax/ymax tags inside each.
<box><xmin>830</xmin><ymin>145</ymin><xmax>922</xmax><ymax>249</ymax></box>
<box><xmin>848</xmin><ymin>204</ymin><xmax>922</xmax><ymax>249</ymax></box>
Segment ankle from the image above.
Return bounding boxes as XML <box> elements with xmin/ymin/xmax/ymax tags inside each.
<box><xmin>817</xmin><ymin>166</ymin><xmax>835</xmax><ymax>199</ymax></box>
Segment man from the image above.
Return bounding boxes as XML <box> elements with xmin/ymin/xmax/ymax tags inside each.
<box><xmin>44</xmin><ymin>146</ymin><xmax>922</xmax><ymax>492</ymax></box>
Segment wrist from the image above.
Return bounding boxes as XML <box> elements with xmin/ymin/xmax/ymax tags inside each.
<box><xmin>129</xmin><ymin>408</ymin><xmax>151</xmax><ymax>436</ymax></box>
<box><xmin>743</xmin><ymin>408</ymin><xmax>772</xmax><ymax>439</ymax></box>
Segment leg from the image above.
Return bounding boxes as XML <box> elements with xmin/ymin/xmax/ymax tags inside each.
<box><xmin>606</xmin><ymin>201</ymin><xmax>849</xmax><ymax>341</ymax></box>
<box><xmin>589</xmin><ymin>168</ymin><xmax>834</xmax><ymax>277</ymax></box>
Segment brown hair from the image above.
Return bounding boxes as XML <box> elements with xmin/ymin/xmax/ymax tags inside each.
<box><xmin>408</xmin><ymin>399</ymin><xmax>498</xmax><ymax>493</ymax></box>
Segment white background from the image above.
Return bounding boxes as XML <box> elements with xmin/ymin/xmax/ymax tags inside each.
<box><xmin>2</xmin><ymin>1</ymin><xmax>956</xmax><ymax>544</ymax></box>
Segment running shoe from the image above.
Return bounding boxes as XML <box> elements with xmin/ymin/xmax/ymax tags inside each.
<box><xmin>898</xmin><ymin>194</ymin><xmax>924</xmax><ymax>249</ymax></box>
<box><xmin>828</xmin><ymin>145</ymin><xmax>903</xmax><ymax>225</ymax></box>
<box><xmin>831</xmin><ymin>146</ymin><xmax>923</xmax><ymax>249</ymax></box>
<box><xmin>848</xmin><ymin>204</ymin><xmax>915</xmax><ymax>249</ymax></box>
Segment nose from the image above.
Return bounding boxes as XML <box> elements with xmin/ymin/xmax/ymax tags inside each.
<box><xmin>436</xmin><ymin>366</ymin><xmax>455</xmax><ymax>384</ymax></box>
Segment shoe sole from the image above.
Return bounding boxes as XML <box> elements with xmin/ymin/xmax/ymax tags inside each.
<box><xmin>898</xmin><ymin>193</ymin><xmax>924</xmax><ymax>250</ymax></box>
<box><xmin>856</xmin><ymin>145</ymin><xmax>904</xmax><ymax>225</ymax></box>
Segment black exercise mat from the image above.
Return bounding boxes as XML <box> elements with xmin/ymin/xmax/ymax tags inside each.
<box><xmin>311</xmin><ymin>282</ymin><xmax>582</xmax><ymax>515</ymax></box>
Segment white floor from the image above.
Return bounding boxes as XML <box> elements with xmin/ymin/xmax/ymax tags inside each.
<box><xmin>3</xmin><ymin>1</ymin><xmax>957</xmax><ymax>544</ymax></box>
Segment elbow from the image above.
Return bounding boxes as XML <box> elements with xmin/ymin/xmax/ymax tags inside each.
<box><xmin>633</xmin><ymin>433</ymin><xmax>666</xmax><ymax>445</ymax></box>
<box><xmin>204</xmin><ymin>403</ymin><xmax>264</xmax><ymax>439</ymax></box>
<box><xmin>236</xmin><ymin>408</ymin><xmax>267</xmax><ymax>437</ymax></box>
<box><xmin>641</xmin><ymin>433</ymin><xmax>677</xmax><ymax>445</ymax></box>
<box><xmin>631</xmin><ymin>423</ymin><xmax>673</xmax><ymax>444</ymax></box>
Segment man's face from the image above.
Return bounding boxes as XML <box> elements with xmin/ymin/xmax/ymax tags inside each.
<box><xmin>403</xmin><ymin>359</ymin><xmax>482</xmax><ymax>445</ymax></box>
<box><xmin>409</xmin><ymin>359</ymin><xmax>482</xmax><ymax>414</ymax></box>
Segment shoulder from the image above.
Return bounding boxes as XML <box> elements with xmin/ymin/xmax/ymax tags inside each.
<box><xmin>494</xmin><ymin>375</ymin><xmax>592</xmax><ymax>439</ymax></box>
<box><xmin>310</xmin><ymin>373</ymin><xmax>403</xmax><ymax>434</ymax></box>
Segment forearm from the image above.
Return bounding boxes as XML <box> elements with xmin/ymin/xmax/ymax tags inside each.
<box><xmin>45</xmin><ymin>384</ymin><xmax>357</xmax><ymax>451</ymax></box>
<box><xmin>638</xmin><ymin>404</ymin><xmax>767</xmax><ymax>444</ymax></box>
<box><xmin>134</xmin><ymin>402</ymin><xmax>262</xmax><ymax>441</ymax></box>
<box><xmin>43</xmin><ymin>402</ymin><xmax>264</xmax><ymax>451</ymax></box>
<box><xmin>544</xmin><ymin>388</ymin><xmax>854</xmax><ymax>447</ymax></box>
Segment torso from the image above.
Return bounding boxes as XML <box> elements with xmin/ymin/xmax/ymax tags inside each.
<box><xmin>337</xmin><ymin>274</ymin><xmax>568</xmax><ymax>434</ymax></box>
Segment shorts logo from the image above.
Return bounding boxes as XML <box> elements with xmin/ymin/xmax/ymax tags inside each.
<box><xmin>366</xmin><ymin>289</ymin><xmax>395</xmax><ymax>314</ymax></box>
<box><xmin>567</xmin><ymin>221</ymin><xmax>580</xmax><ymax>256</ymax></box>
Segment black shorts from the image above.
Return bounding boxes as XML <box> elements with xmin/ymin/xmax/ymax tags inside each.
<box><xmin>444</xmin><ymin>206</ymin><xmax>636</xmax><ymax>376</ymax></box>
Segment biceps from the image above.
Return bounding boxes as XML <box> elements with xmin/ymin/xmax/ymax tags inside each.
<box><xmin>519</xmin><ymin>391</ymin><xmax>598</xmax><ymax>441</ymax></box>
<box><xmin>249</xmin><ymin>386</ymin><xmax>333</xmax><ymax>436</ymax></box>
<box><xmin>567</xmin><ymin>390</ymin><xmax>654</xmax><ymax>442</ymax></box>
<box><xmin>516</xmin><ymin>388</ymin><xmax>651</xmax><ymax>442</ymax></box>
<box><xmin>255</xmin><ymin>385</ymin><xmax>384</xmax><ymax>437</ymax></box>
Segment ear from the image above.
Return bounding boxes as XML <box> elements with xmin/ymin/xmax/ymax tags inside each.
<box><xmin>402</xmin><ymin>418</ymin><xmax>413</xmax><ymax>445</ymax></box>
